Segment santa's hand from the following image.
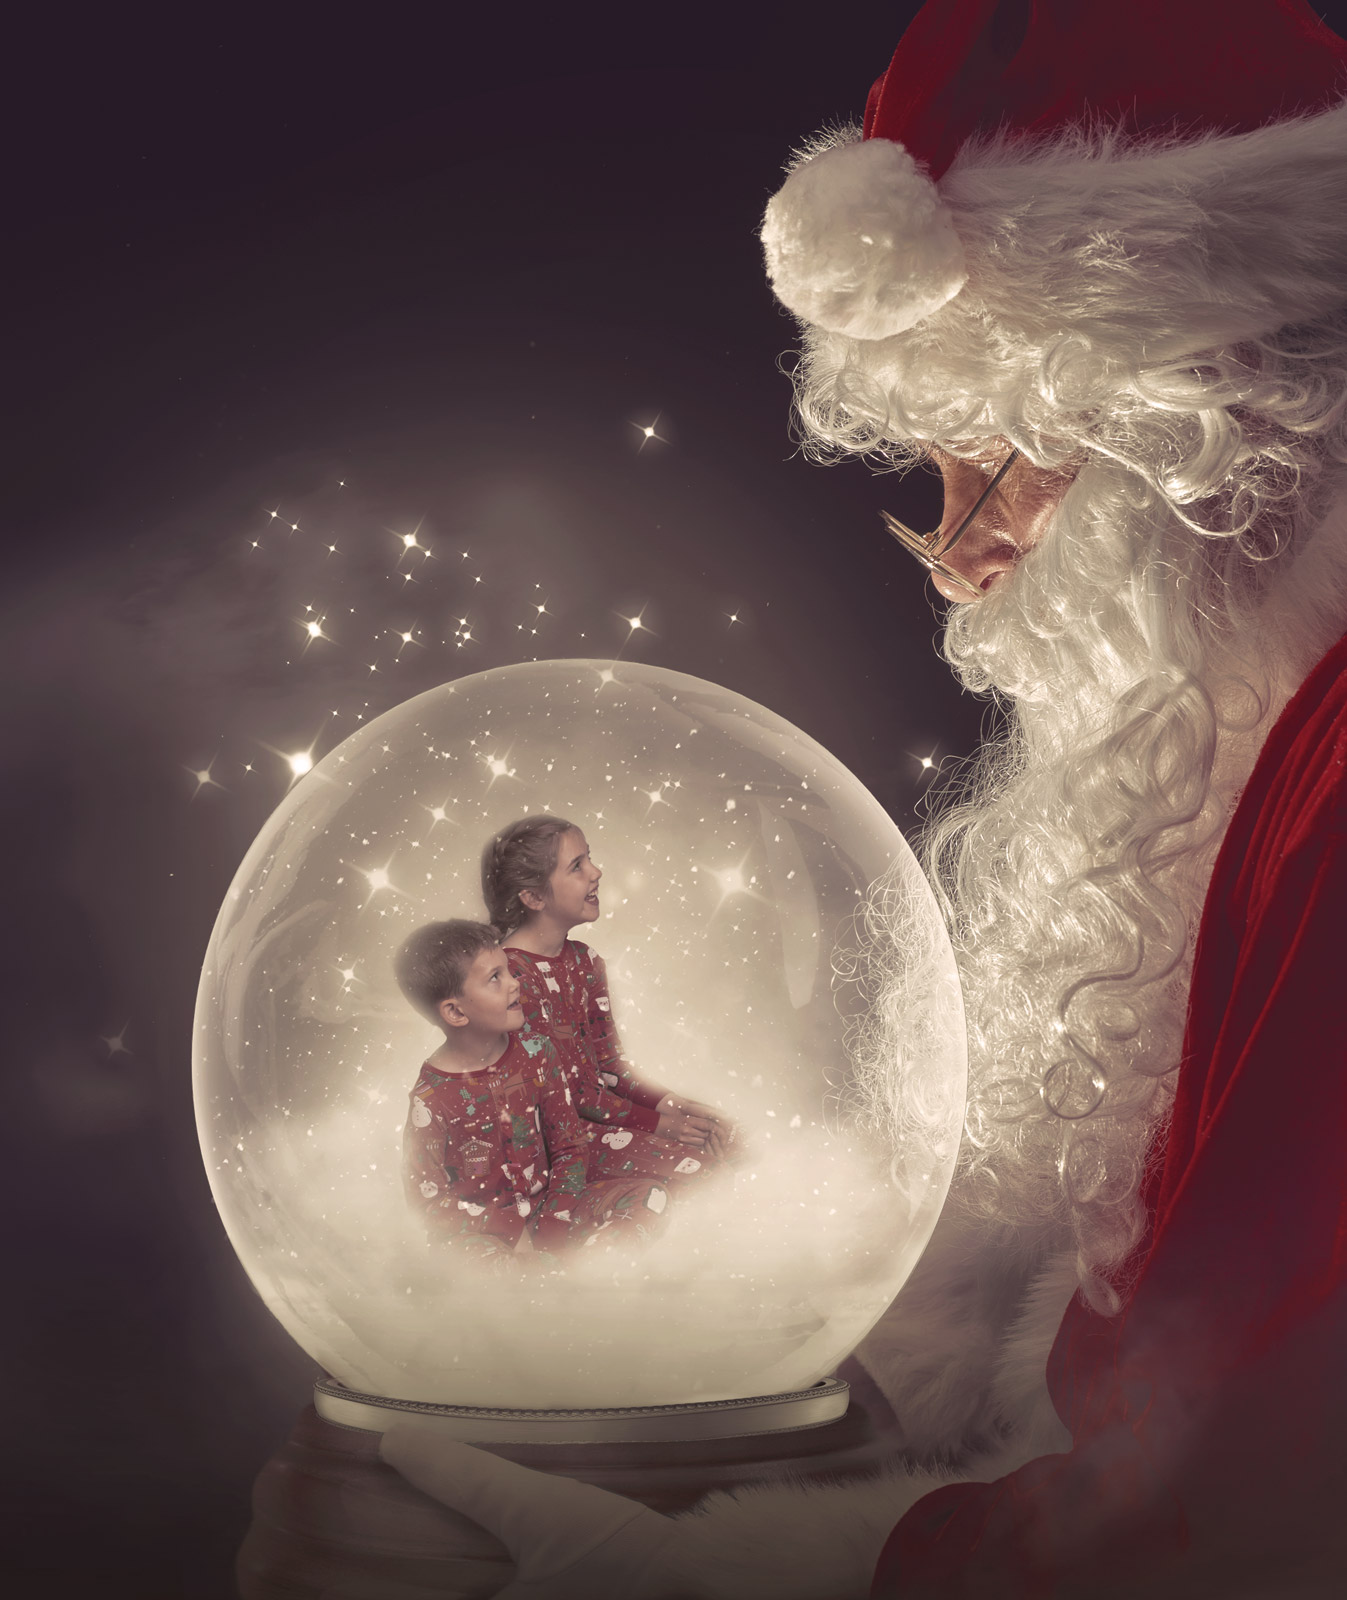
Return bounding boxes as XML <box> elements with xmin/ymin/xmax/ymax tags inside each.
<box><xmin>380</xmin><ymin>1423</ymin><xmax>687</xmax><ymax>1598</ymax></box>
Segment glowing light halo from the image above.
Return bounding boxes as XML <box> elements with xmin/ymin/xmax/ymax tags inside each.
<box><xmin>194</xmin><ymin>660</ymin><xmax>966</xmax><ymax>1410</ymax></box>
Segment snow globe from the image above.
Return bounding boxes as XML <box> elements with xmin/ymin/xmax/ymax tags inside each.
<box><xmin>195</xmin><ymin>660</ymin><xmax>966</xmax><ymax>1597</ymax></box>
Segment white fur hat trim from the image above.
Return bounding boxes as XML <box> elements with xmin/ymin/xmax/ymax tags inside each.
<box><xmin>761</xmin><ymin>137</ymin><xmax>966</xmax><ymax>340</ymax></box>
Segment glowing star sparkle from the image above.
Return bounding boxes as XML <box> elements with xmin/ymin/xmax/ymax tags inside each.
<box><xmin>705</xmin><ymin>853</ymin><xmax>762</xmax><ymax>915</ymax></box>
<box><xmin>101</xmin><ymin>1024</ymin><xmax>132</xmax><ymax>1058</ymax></box>
<box><xmin>631</xmin><ymin>415</ymin><xmax>666</xmax><ymax>451</ymax></box>
<box><xmin>359</xmin><ymin>863</ymin><xmax>400</xmax><ymax>906</ymax></box>
<box><xmin>287</xmin><ymin>751</ymin><xmax>314</xmax><ymax>779</ymax></box>
<box><xmin>187</xmin><ymin>762</ymin><xmax>221</xmax><ymax>796</ymax></box>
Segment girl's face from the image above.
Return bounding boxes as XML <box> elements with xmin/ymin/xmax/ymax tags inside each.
<box><xmin>540</xmin><ymin>828</ymin><xmax>602</xmax><ymax>927</ymax></box>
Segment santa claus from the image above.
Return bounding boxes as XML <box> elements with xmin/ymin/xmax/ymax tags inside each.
<box><xmin>380</xmin><ymin>1</ymin><xmax>1347</xmax><ymax>1593</ymax></box>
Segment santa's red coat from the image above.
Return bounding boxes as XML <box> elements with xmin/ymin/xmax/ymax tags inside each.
<box><xmin>875</xmin><ymin>633</ymin><xmax>1347</xmax><ymax>1597</ymax></box>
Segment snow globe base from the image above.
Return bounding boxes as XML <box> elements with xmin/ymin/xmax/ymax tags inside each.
<box><xmin>238</xmin><ymin>1364</ymin><xmax>900</xmax><ymax>1599</ymax></box>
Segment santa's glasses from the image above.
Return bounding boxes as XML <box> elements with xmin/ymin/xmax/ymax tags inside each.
<box><xmin>882</xmin><ymin>448</ymin><xmax>1021</xmax><ymax>600</ymax></box>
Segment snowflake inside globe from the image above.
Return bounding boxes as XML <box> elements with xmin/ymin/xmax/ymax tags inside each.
<box><xmin>194</xmin><ymin>661</ymin><xmax>966</xmax><ymax>1408</ymax></box>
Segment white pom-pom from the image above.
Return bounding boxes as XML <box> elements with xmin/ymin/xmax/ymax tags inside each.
<box><xmin>761</xmin><ymin>138</ymin><xmax>966</xmax><ymax>339</ymax></box>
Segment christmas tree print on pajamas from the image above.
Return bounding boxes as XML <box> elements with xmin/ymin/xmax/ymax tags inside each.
<box><xmin>506</xmin><ymin>940</ymin><xmax>719</xmax><ymax>1187</ymax></box>
<box><xmin>402</xmin><ymin>1028</ymin><xmax>666</xmax><ymax>1260</ymax></box>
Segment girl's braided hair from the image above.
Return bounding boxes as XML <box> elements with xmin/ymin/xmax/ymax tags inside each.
<box><xmin>481</xmin><ymin>814</ymin><xmax>578</xmax><ymax>940</ymax></box>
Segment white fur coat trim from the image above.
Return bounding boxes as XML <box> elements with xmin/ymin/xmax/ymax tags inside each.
<box><xmin>667</xmin><ymin>1229</ymin><xmax>1079</xmax><ymax>1596</ymax></box>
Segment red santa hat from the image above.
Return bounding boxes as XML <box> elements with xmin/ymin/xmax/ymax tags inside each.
<box><xmin>762</xmin><ymin>0</ymin><xmax>1347</xmax><ymax>346</ymax></box>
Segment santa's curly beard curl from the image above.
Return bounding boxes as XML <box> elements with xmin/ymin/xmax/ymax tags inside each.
<box><xmin>823</xmin><ymin>306</ymin><xmax>1347</xmax><ymax>1349</ymax></box>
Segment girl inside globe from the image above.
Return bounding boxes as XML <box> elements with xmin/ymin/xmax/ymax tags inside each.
<box><xmin>396</xmin><ymin>918</ymin><xmax>670</xmax><ymax>1262</ymax></box>
<box><xmin>482</xmin><ymin>815</ymin><xmax>733</xmax><ymax>1191</ymax></box>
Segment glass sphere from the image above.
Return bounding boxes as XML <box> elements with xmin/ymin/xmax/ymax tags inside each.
<box><xmin>194</xmin><ymin>661</ymin><xmax>966</xmax><ymax>1409</ymax></box>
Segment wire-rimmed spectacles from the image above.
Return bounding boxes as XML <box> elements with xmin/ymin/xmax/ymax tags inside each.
<box><xmin>881</xmin><ymin>448</ymin><xmax>1021</xmax><ymax>601</ymax></box>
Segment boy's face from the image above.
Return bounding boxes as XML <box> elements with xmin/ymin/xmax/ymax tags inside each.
<box><xmin>439</xmin><ymin>945</ymin><xmax>524</xmax><ymax>1034</ymax></box>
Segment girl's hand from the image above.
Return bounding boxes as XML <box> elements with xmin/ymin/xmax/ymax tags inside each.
<box><xmin>657</xmin><ymin>1094</ymin><xmax>722</xmax><ymax>1122</ymax></box>
<box><xmin>706</xmin><ymin>1122</ymin><xmax>738</xmax><ymax>1163</ymax></box>
<box><xmin>657</xmin><ymin>1095</ymin><xmax>739</xmax><ymax>1158</ymax></box>
<box><xmin>380</xmin><ymin>1424</ymin><xmax>686</xmax><ymax>1598</ymax></box>
<box><xmin>656</xmin><ymin>1106</ymin><xmax>715</xmax><ymax>1146</ymax></box>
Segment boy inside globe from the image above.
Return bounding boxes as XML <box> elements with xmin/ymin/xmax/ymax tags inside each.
<box><xmin>482</xmin><ymin>814</ymin><xmax>735</xmax><ymax>1188</ymax></box>
<box><xmin>397</xmin><ymin>919</ymin><xmax>669</xmax><ymax>1261</ymax></box>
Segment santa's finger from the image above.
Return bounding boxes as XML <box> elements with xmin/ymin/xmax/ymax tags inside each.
<box><xmin>379</xmin><ymin>1425</ymin><xmax>656</xmax><ymax>1577</ymax></box>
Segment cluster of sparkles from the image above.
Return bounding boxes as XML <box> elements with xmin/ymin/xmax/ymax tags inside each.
<box><xmin>177</xmin><ymin>416</ymin><xmax>943</xmax><ymax>814</ymax></box>
<box><xmin>174</xmin><ymin>416</ymin><xmax>776</xmax><ymax>804</ymax></box>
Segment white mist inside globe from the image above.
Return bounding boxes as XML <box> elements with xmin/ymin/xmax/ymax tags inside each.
<box><xmin>194</xmin><ymin>661</ymin><xmax>966</xmax><ymax>1410</ymax></box>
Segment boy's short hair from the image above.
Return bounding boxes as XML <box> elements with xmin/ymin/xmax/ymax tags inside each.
<box><xmin>395</xmin><ymin>920</ymin><xmax>500</xmax><ymax>1024</ymax></box>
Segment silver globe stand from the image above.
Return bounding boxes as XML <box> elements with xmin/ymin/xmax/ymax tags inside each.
<box><xmin>313</xmin><ymin>1372</ymin><xmax>850</xmax><ymax>1443</ymax></box>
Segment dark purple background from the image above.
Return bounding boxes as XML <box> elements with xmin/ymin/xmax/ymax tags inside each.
<box><xmin>7</xmin><ymin>4</ymin><xmax>1340</xmax><ymax>1594</ymax></box>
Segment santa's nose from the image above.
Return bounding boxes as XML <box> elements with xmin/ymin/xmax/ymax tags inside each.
<box><xmin>932</xmin><ymin>462</ymin><xmax>1018</xmax><ymax>601</ymax></box>
<box><xmin>933</xmin><ymin>538</ymin><xmax>1019</xmax><ymax>601</ymax></box>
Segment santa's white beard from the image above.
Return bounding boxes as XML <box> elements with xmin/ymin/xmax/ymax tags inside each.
<box><xmin>849</xmin><ymin>463</ymin><xmax>1347</xmax><ymax>1463</ymax></box>
<box><xmin>934</xmin><ymin>468</ymin><xmax>1230</xmax><ymax>1301</ymax></box>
